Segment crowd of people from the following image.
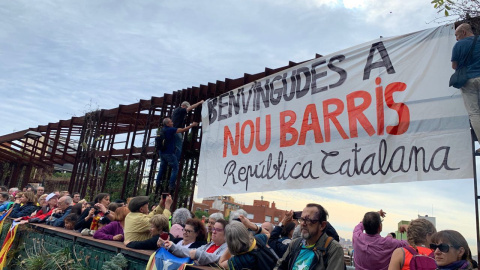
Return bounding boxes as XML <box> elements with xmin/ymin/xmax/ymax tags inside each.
<box><xmin>0</xmin><ymin>184</ymin><xmax>475</xmax><ymax>270</ymax></box>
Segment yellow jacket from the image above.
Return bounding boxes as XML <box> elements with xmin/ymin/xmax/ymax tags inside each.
<box><xmin>124</xmin><ymin>206</ymin><xmax>171</xmax><ymax>242</ymax></box>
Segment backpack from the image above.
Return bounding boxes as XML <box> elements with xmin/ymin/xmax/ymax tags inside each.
<box><xmin>251</xmin><ymin>235</ymin><xmax>278</xmax><ymax>270</ymax></box>
<box><xmin>155</xmin><ymin>129</ymin><xmax>167</xmax><ymax>152</ymax></box>
<box><xmin>404</xmin><ymin>246</ymin><xmax>436</xmax><ymax>270</ymax></box>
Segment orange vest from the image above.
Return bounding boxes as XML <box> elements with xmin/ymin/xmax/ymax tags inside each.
<box><xmin>402</xmin><ymin>245</ymin><xmax>434</xmax><ymax>270</ymax></box>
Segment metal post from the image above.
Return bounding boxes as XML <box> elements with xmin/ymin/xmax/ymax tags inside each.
<box><xmin>472</xmin><ymin>134</ymin><xmax>480</xmax><ymax>259</ymax></box>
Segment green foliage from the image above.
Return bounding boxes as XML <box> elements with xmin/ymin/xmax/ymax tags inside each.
<box><xmin>103</xmin><ymin>160</ymin><xmax>140</xmax><ymax>200</ymax></box>
<box><xmin>20</xmin><ymin>242</ymin><xmax>130</xmax><ymax>270</ymax></box>
<box><xmin>53</xmin><ymin>171</ymin><xmax>72</xmax><ymax>178</ymax></box>
<box><xmin>431</xmin><ymin>0</ymin><xmax>454</xmax><ymax>16</ymax></box>
<box><xmin>194</xmin><ymin>210</ymin><xmax>209</xmax><ymax>219</ymax></box>
<box><xmin>101</xmin><ymin>253</ymin><xmax>128</xmax><ymax>270</ymax></box>
<box><xmin>0</xmin><ymin>162</ymin><xmax>12</xmax><ymax>184</ymax></box>
<box><xmin>430</xmin><ymin>0</ymin><xmax>480</xmax><ymax>20</ymax></box>
<box><xmin>21</xmin><ymin>247</ymin><xmax>78</xmax><ymax>270</ymax></box>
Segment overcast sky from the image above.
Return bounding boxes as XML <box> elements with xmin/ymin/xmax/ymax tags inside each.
<box><xmin>1</xmin><ymin>0</ymin><xmax>477</xmax><ymax>254</ymax></box>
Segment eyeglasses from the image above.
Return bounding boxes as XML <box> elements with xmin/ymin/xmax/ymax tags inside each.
<box><xmin>212</xmin><ymin>227</ymin><xmax>224</xmax><ymax>233</ymax></box>
<box><xmin>430</xmin><ymin>243</ymin><xmax>456</xmax><ymax>253</ymax></box>
<box><xmin>298</xmin><ymin>217</ymin><xmax>320</xmax><ymax>225</ymax></box>
<box><xmin>183</xmin><ymin>229</ymin><xmax>194</xmax><ymax>234</ymax></box>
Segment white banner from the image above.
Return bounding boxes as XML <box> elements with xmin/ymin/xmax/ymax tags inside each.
<box><xmin>197</xmin><ymin>24</ymin><xmax>473</xmax><ymax>198</ymax></box>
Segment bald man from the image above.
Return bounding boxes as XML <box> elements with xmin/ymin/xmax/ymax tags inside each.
<box><xmin>452</xmin><ymin>23</ymin><xmax>480</xmax><ymax>146</ymax></box>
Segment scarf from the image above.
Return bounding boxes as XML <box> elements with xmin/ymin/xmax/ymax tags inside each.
<box><xmin>89</xmin><ymin>212</ymin><xmax>104</xmax><ymax>230</ymax></box>
<box><xmin>238</xmin><ymin>238</ymin><xmax>257</xmax><ymax>255</ymax></box>
<box><xmin>437</xmin><ymin>260</ymin><xmax>470</xmax><ymax>270</ymax></box>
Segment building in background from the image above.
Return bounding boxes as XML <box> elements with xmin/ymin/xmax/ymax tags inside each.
<box><xmin>418</xmin><ymin>214</ymin><xmax>436</xmax><ymax>227</ymax></box>
<box><xmin>392</xmin><ymin>214</ymin><xmax>436</xmax><ymax>241</ymax></box>
<box><xmin>193</xmin><ymin>196</ymin><xmax>288</xmax><ymax>224</ymax></box>
<box><xmin>395</xmin><ymin>220</ymin><xmax>410</xmax><ymax>240</ymax></box>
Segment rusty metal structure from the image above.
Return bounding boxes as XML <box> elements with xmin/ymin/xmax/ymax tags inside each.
<box><xmin>0</xmin><ymin>57</ymin><xmax>320</xmax><ymax>208</ymax></box>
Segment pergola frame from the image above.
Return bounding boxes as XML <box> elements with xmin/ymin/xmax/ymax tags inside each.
<box><xmin>0</xmin><ymin>57</ymin><xmax>317</xmax><ymax>209</ymax></box>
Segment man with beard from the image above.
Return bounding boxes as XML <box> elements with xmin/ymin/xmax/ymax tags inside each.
<box><xmin>274</xmin><ymin>203</ymin><xmax>344</xmax><ymax>270</ymax></box>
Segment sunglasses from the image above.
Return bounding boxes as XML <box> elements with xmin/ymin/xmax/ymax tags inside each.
<box><xmin>430</xmin><ymin>243</ymin><xmax>456</xmax><ymax>253</ymax></box>
<box><xmin>298</xmin><ymin>217</ymin><xmax>320</xmax><ymax>225</ymax></box>
<box><xmin>183</xmin><ymin>229</ymin><xmax>194</xmax><ymax>234</ymax></box>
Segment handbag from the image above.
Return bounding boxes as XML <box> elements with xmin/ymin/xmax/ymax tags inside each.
<box><xmin>449</xmin><ymin>35</ymin><xmax>478</xmax><ymax>89</ymax></box>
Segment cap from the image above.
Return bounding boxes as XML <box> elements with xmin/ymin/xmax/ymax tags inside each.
<box><xmin>128</xmin><ymin>196</ymin><xmax>149</xmax><ymax>212</ymax></box>
<box><xmin>46</xmin><ymin>192</ymin><xmax>58</xmax><ymax>202</ymax></box>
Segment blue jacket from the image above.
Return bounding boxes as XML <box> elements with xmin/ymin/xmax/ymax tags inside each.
<box><xmin>0</xmin><ymin>202</ymin><xmax>13</xmax><ymax>212</ymax></box>
<box><xmin>48</xmin><ymin>206</ymin><xmax>73</xmax><ymax>227</ymax></box>
<box><xmin>10</xmin><ymin>202</ymin><xmax>38</xmax><ymax>218</ymax></box>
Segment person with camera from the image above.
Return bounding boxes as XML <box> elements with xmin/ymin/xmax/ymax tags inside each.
<box><xmin>275</xmin><ymin>203</ymin><xmax>345</xmax><ymax>270</ymax></box>
<box><xmin>123</xmin><ymin>194</ymin><xmax>173</xmax><ymax>243</ymax></box>
<box><xmin>93</xmin><ymin>206</ymin><xmax>130</xmax><ymax>241</ymax></box>
<box><xmin>126</xmin><ymin>214</ymin><xmax>171</xmax><ymax>250</ymax></box>
<box><xmin>74</xmin><ymin>193</ymin><xmax>113</xmax><ymax>233</ymax></box>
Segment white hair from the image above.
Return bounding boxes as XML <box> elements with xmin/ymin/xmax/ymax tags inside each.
<box><xmin>209</xmin><ymin>212</ymin><xmax>224</xmax><ymax>221</ymax></box>
<box><xmin>172</xmin><ymin>208</ymin><xmax>192</xmax><ymax>225</ymax></box>
<box><xmin>229</xmin><ymin>209</ymin><xmax>248</xmax><ymax>222</ymax></box>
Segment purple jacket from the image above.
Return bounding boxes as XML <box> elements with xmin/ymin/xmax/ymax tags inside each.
<box><xmin>93</xmin><ymin>221</ymin><xmax>124</xmax><ymax>241</ymax></box>
<box><xmin>352</xmin><ymin>222</ymin><xmax>408</xmax><ymax>270</ymax></box>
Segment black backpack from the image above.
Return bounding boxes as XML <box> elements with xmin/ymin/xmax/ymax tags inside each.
<box><xmin>251</xmin><ymin>236</ymin><xmax>278</xmax><ymax>270</ymax></box>
<box><xmin>155</xmin><ymin>129</ymin><xmax>166</xmax><ymax>152</ymax></box>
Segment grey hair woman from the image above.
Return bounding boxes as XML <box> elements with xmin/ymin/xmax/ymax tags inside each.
<box><xmin>172</xmin><ymin>208</ymin><xmax>192</xmax><ymax>225</ymax></box>
<box><xmin>225</xmin><ymin>221</ymin><xmax>253</xmax><ymax>255</ymax></box>
<box><xmin>219</xmin><ymin>219</ymin><xmax>276</xmax><ymax>269</ymax></box>
<box><xmin>228</xmin><ymin>209</ymin><xmax>248</xmax><ymax>223</ymax></box>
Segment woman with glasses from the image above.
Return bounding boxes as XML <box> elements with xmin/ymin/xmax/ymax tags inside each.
<box><xmin>170</xmin><ymin>207</ymin><xmax>194</xmax><ymax>239</ymax></box>
<box><xmin>10</xmin><ymin>191</ymin><xmax>38</xmax><ymax>218</ymax></box>
<box><xmin>162</xmin><ymin>218</ymin><xmax>207</xmax><ymax>249</ymax></box>
<box><xmin>430</xmin><ymin>230</ymin><xmax>474</xmax><ymax>269</ymax></box>
<box><xmin>164</xmin><ymin>219</ymin><xmax>228</xmax><ymax>266</ymax></box>
<box><xmin>388</xmin><ymin>218</ymin><xmax>437</xmax><ymax>270</ymax></box>
<box><xmin>206</xmin><ymin>212</ymin><xmax>224</xmax><ymax>242</ymax></box>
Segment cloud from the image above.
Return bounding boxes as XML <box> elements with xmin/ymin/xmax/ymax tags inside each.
<box><xmin>199</xmin><ymin>177</ymin><xmax>477</xmax><ymax>253</ymax></box>
<box><xmin>4</xmin><ymin>0</ymin><xmax>475</xmax><ymax>252</ymax></box>
<box><xmin>0</xmin><ymin>0</ymin><xmax>445</xmax><ymax>136</ymax></box>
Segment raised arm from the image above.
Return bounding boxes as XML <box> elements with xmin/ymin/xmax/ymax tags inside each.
<box><xmin>186</xmin><ymin>100</ymin><xmax>204</xmax><ymax>112</ymax></box>
<box><xmin>239</xmin><ymin>215</ymin><xmax>270</xmax><ymax>240</ymax></box>
<box><xmin>176</xmin><ymin>122</ymin><xmax>198</xmax><ymax>133</ymax></box>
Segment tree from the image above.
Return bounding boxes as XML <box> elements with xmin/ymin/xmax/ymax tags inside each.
<box><xmin>194</xmin><ymin>210</ymin><xmax>209</xmax><ymax>219</ymax></box>
<box><xmin>103</xmin><ymin>160</ymin><xmax>140</xmax><ymax>200</ymax></box>
<box><xmin>431</xmin><ymin>0</ymin><xmax>480</xmax><ymax>20</ymax></box>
